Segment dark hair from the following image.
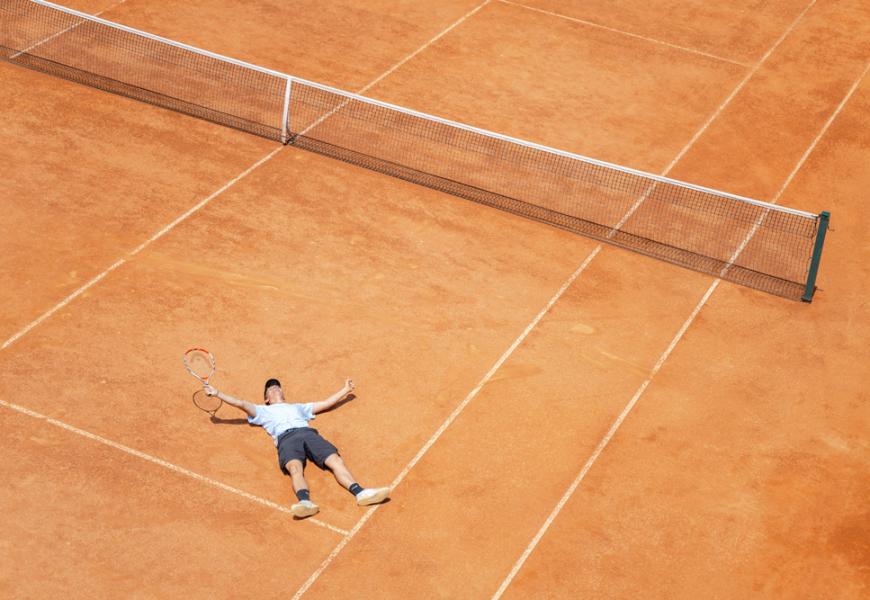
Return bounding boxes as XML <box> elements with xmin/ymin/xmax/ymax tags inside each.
<box><xmin>263</xmin><ymin>378</ymin><xmax>281</xmax><ymax>399</ymax></box>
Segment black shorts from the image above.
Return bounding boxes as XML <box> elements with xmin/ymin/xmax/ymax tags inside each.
<box><xmin>276</xmin><ymin>427</ymin><xmax>339</xmax><ymax>473</ymax></box>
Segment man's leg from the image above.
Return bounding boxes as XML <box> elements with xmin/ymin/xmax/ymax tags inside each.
<box><xmin>323</xmin><ymin>453</ymin><xmax>356</xmax><ymax>489</ymax></box>
<box><xmin>285</xmin><ymin>459</ymin><xmax>319</xmax><ymax>518</ymax></box>
<box><xmin>324</xmin><ymin>453</ymin><xmax>390</xmax><ymax>506</ymax></box>
<box><xmin>285</xmin><ymin>459</ymin><xmax>309</xmax><ymax>495</ymax></box>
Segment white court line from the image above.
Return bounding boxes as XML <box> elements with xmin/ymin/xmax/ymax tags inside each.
<box><xmin>491</xmin><ymin>59</ymin><xmax>868</xmax><ymax>600</ymax></box>
<box><xmin>0</xmin><ymin>399</ymin><xmax>349</xmax><ymax>536</ymax></box>
<box><xmin>1</xmin><ymin>0</ymin><xmax>494</xmax><ymax>351</ymax></box>
<box><xmin>359</xmin><ymin>0</ymin><xmax>491</xmax><ymax>94</ymax></box>
<box><xmin>611</xmin><ymin>0</ymin><xmax>818</xmax><ymax>233</ymax></box>
<box><xmin>2</xmin><ymin>147</ymin><xmax>282</xmax><ymax>351</ymax></box>
<box><xmin>291</xmin><ymin>1</ymin><xmax>821</xmax><ymax>596</ymax></box>
<box><xmin>291</xmin><ymin>1</ymin><xmax>492</xmax><ymax>144</ymax></box>
<box><xmin>497</xmin><ymin>0</ymin><xmax>748</xmax><ymax>67</ymax></box>
<box><xmin>0</xmin><ymin>0</ymin><xmax>828</xmax><ymax>589</ymax></box>
<box><xmin>721</xmin><ymin>60</ymin><xmax>869</xmax><ymax>274</ymax></box>
<box><xmin>10</xmin><ymin>0</ymin><xmax>128</xmax><ymax>59</ymax></box>
<box><xmin>291</xmin><ymin>246</ymin><xmax>602</xmax><ymax>600</ymax></box>
<box><xmin>0</xmin><ymin>0</ymin><xmax>492</xmax><ymax>544</ymax></box>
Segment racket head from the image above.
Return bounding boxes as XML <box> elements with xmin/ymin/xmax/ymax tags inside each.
<box><xmin>192</xmin><ymin>388</ymin><xmax>222</xmax><ymax>416</ymax></box>
<box><xmin>183</xmin><ymin>347</ymin><xmax>216</xmax><ymax>383</ymax></box>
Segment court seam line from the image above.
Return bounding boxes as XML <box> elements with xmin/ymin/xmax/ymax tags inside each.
<box><xmin>497</xmin><ymin>0</ymin><xmax>749</xmax><ymax>67</ymax></box>
<box><xmin>490</xmin><ymin>57</ymin><xmax>868</xmax><ymax>600</ymax></box>
<box><xmin>290</xmin><ymin>1</ymin><xmax>821</xmax><ymax>595</ymax></box>
<box><xmin>0</xmin><ymin>398</ymin><xmax>349</xmax><ymax>536</ymax></box>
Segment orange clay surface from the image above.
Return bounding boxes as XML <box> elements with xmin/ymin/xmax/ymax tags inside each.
<box><xmin>1</xmin><ymin>0</ymin><xmax>868</xmax><ymax>598</ymax></box>
<box><xmin>0</xmin><ymin>59</ymin><xmax>273</xmax><ymax>342</ymax></box>
<box><xmin>0</xmin><ymin>407</ymin><xmax>340</xmax><ymax>599</ymax></box>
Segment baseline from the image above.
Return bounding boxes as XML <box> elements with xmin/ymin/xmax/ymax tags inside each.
<box><xmin>498</xmin><ymin>0</ymin><xmax>747</xmax><ymax>66</ymax></box>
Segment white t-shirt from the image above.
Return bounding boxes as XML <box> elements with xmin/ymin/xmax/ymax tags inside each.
<box><xmin>248</xmin><ymin>403</ymin><xmax>316</xmax><ymax>446</ymax></box>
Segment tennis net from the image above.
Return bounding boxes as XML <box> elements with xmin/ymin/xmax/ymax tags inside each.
<box><xmin>1</xmin><ymin>0</ymin><xmax>830</xmax><ymax>301</ymax></box>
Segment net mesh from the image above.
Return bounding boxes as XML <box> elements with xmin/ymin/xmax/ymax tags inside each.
<box><xmin>1</xmin><ymin>0</ymin><xmax>823</xmax><ymax>300</ymax></box>
<box><xmin>1</xmin><ymin>0</ymin><xmax>287</xmax><ymax>139</ymax></box>
<box><xmin>287</xmin><ymin>84</ymin><xmax>819</xmax><ymax>298</ymax></box>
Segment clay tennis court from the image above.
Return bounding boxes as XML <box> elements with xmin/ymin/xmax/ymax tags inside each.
<box><xmin>1</xmin><ymin>0</ymin><xmax>868</xmax><ymax>597</ymax></box>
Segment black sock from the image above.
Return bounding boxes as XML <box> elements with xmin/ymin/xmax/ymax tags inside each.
<box><xmin>348</xmin><ymin>483</ymin><xmax>363</xmax><ymax>496</ymax></box>
<box><xmin>295</xmin><ymin>488</ymin><xmax>310</xmax><ymax>502</ymax></box>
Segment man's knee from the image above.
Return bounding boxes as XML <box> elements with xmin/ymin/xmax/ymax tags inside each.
<box><xmin>324</xmin><ymin>453</ymin><xmax>343</xmax><ymax>469</ymax></box>
<box><xmin>285</xmin><ymin>460</ymin><xmax>304</xmax><ymax>476</ymax></box>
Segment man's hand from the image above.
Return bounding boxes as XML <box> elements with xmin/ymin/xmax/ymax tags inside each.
<box><xmin>311</xmin><ymin>379</ymin><xmax>356</xmax><ymax>415</ymax></box>
<box><xmin>203</xmin><ymin>384</ymin><xmax>219</xmax><ymax>397</ymax></box>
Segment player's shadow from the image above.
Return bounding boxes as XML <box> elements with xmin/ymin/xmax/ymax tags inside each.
<box><xmin>209</xmin><ymin>415</ymin><xmax>249</xmax><ymax>425</ymax></box>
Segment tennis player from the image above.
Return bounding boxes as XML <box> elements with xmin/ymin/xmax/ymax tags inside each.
<box><xmin>203</xmin><ymin>378</ymin><xmax>390</xmax><ymax>518</ymax></box>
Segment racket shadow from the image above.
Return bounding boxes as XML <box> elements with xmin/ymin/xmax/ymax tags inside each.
<box><xmin>191</xmin><ymin>389</ymin><xmax>250</xmax><ymax>425</ymax></box>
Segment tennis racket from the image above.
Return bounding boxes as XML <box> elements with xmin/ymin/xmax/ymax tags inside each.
<box><xmin>183</xmin><ymin>347</ymin><xmax>221</xmax><ymax>416</ymax></box>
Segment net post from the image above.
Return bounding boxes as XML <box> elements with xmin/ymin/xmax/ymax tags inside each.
<box><xmin>801</xmin><ymin>211</ymin><xmax>830</xmax><ymax>302</ymax></box>
<box><xmin>280</xmin><ymin>76</ymin><xmax>292</xmax><ymax>144</ymax></box>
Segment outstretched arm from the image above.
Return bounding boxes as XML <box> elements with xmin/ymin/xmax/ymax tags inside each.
<box><xmin>311</xmin><ymin>379</ymin><xmax>355</xmax><ymax>414</ymax></box>
<box><xmin>203</xmin><ymin>384</ymin><xmax>258</xmax><ymax>418</ymax></box>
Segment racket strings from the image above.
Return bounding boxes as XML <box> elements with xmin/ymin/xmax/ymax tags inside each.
<box><xmin>184</xmin><ymin>348</ymin><xmax>215</xmax><ymax>383</ymax></box>
<box><xmin>184</xmin><ymin>347</ymin><xmax>219</xmax><ymax>416</ymax></box>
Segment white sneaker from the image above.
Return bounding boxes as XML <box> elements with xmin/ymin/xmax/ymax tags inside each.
<box><xmin>291</xmin><ymin>499</ymin><xmax>319</xmax><ymax>518</ymax></box>
<box><xmin>355</xmin><ymin>487</ymin><xmax>390</xmax><ymax>506</ymax></box>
